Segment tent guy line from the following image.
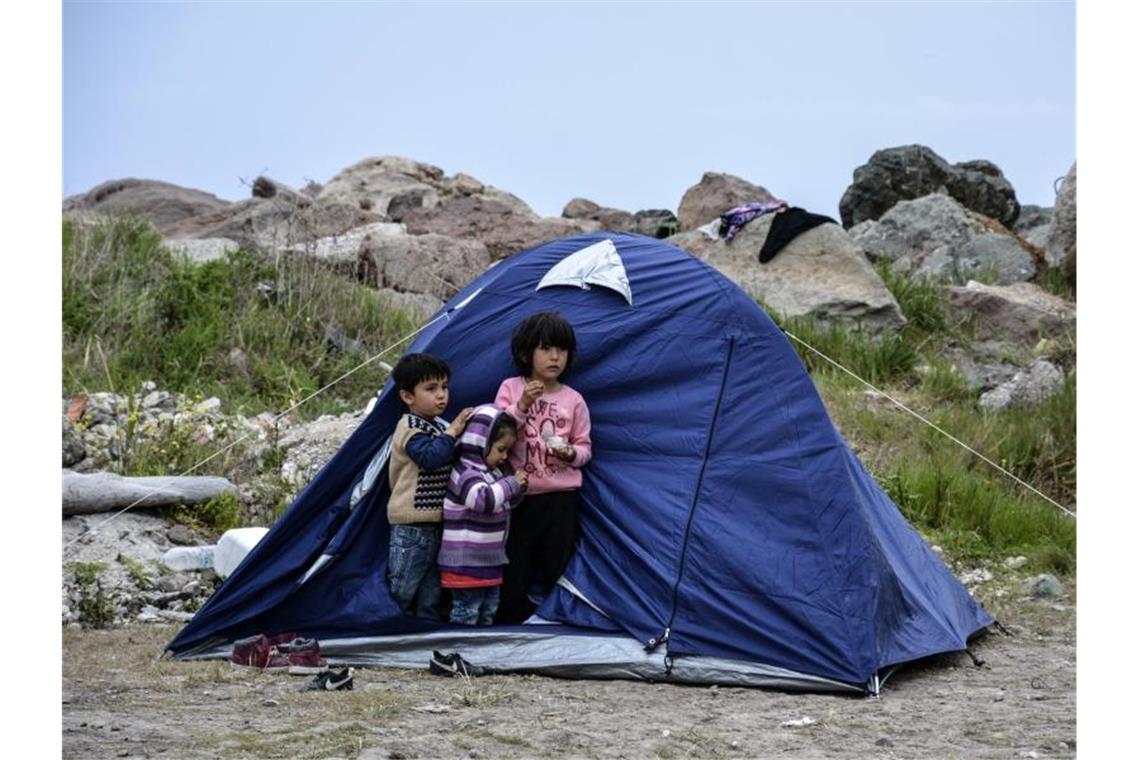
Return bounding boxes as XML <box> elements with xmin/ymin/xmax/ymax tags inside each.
<box><xmin>62</xmin><ymin>311</ymin><xmax>451</xmax><ymax>553</ymax></box>
<box><xmin>781</xmin><ymin>328</ymin><xmax>1076</xmax><ymax>519</ymax></box>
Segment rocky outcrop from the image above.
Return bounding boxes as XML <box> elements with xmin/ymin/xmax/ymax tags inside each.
<box><xmin>562</xmin><ymin>198</ymin><xmax>636</xmax><ymax>232</ymax></box>
<box><xmin>402</xmin><ymin>194</ymin><xmax>600</xmax><ymax>260</ymax></box>
<box><xmin>1013</xmin><ymin>204</ymin><xmax>1053</xmax><ymax>251</ymax></box>
<box><xmin>277</xmin><ymin>410</ymin><xmax>366</xmax><ymax>489</ymax></box>
<box><xmin>947</xmin><ymin>281</ymin><xmax>1075</xmax><ymax>347</ymax></box>
<box><xmin>162</xmin><ymin>194</ymin><xmax>383</xmax><ymax>252</ymax></box>
<box><xmin>668</xmin><ymin>217</ymin><xmax>905</xmax><ymax>332</ymax></box>
<box><xmin>676</xmin><ymin>172</ymin><xmax>779</xmax><ymax>231</ymax></box>
<box><xmin>1046</xmin><ymin>163</ymin><xmax>1076</xmax><ymax>278</ymax></box>
<box><xmin>162</xmin><ymin>237</ymin><xmax>239</xmax><ymax>264</ymax></box>
<box><xmin>355</xmin><ymin>232</ymin><xmax>493</xmax><ymax>316</ymax></box>
<box><xmin>850</xmin><ymin>194</ymin><xmax>1039</xmax><ymax>285</ymax></box>
<box><xmin>63</xmin><ymin>416</ymin><xmax>86</xmax><ymax>467</ymax></box>
<box><xmin>633</xmin><ymin>209</ymin><xmax>680</xmax><ymax>239</ymax></box>
<box><xmin>63</xmin><ymin>178</ymin><xmax>233</xmax><ymax>232</ymax></box>
<box><xmin>978</xmin><ymin>359</ymin><xmax>1065</xmax><ymax>412</ymax></box>
<box><xmin>839</xmin><ymin>145</ymin><xmax>1020</xmax><ymax>228</ymax></box>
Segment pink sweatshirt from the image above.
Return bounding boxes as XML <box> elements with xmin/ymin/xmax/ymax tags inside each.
<box><xmin>495</xmin><ymin>376</ymin><xmax>592</xmax><ymax>494</ymax></box>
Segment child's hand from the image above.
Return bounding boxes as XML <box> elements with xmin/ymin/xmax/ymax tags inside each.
<box><xmin>514</xmin><ymin>471</ymin><xmax>529</xmax><ymax>489</ymax></box>
<box><xmin>517</xmin><ymin>380</ymin><xmax>544</xmax><ymax>413</ymax></box>
<box><xmin>445</xmin><ymin>407</ymin><xmax>474</xmax><ymax>437</ymax></box>
<box><xmin>548</xmin><ymin>444</ymin><xmax>575</xmax><ymax>463</ymax></box>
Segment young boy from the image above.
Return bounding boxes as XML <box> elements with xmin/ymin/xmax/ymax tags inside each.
<box><xmin>387</xmin><ymin>353</ymin><xmax>473</xmax><ymax>620</ymax></box>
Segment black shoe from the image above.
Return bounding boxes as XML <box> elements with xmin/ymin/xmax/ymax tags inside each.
<box><xmin>429</xmin><ymin>650</ymin><xmax>485</xmax><ymax>677</ymax></box>
<box><xmin>301</xmin><ymin>667</ymin><xmax>354</xmax><ymax>691</ymax></box>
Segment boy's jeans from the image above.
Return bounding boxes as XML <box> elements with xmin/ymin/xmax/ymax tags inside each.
<box><xmin>387</xmin><ymin>524</ymin><xmax>441</xmax><ymax>620</ymax></box>
<box><xmin>450</xmin><ymin>586</ymin><xmax>500</xmax><ymax>626</ymax></box>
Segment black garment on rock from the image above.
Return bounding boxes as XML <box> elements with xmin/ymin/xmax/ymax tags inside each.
<box><xmin>758</xmin><ymin>207</ymin><xmax>837</xmax><ymax>263</ymax></box>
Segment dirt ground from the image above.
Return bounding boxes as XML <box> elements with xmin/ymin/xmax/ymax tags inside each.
<box><xmin>61</xmin><ymin>581</ymin><xmax>1075</xmax><ymax>760</ymax></box>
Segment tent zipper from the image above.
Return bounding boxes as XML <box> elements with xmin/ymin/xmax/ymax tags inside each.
<box><xmin>651</xmin><ymin>335</ymin><xmax>736</xmax><ymax>655</ymax></box>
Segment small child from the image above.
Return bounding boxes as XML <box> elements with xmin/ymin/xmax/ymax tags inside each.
<box><xmin>386</xmin><ymin>353</ymin><xmax>473</xmax><ymax>620</ymax></box>
<box><xmin>437</xmin><ymin>406</ymin><xmax>528</xmax><ymax>625</ymax></box>
<box><xmin>494</xmin><ymin>311</ymin><xmax>592</xmax><ymax>623</ymax></box>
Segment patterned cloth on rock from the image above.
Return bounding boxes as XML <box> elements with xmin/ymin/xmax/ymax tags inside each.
<box><xmin>718</xmin><ymin>200</ymin><xmax>787</xmax><ymax>242</ymax></box>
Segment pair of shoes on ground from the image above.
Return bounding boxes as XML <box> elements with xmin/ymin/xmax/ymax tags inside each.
<box><xmin>230</xmin><ymin>633</ymin><xmax>326</xmax><ymax>674</ymax></box>
<box><xmin>300</xmin><ymin>667</ymin><xmax>354</xmax><ymax>692</ymax></box>
<box><xmin>429</xmin><ymin>650</ymin><xmax>485</xmax><ymax>678</ymax></box>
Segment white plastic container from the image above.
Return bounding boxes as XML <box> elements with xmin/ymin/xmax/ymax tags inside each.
<box><xmin>161</xmin><ymin>545</ymin><xmax>216</xmax><ymax>572</ymax></box>
<box><xmin>213</xmin><ymin>527</ymin><xmax>270</xmax><ymax>579</ymax></box>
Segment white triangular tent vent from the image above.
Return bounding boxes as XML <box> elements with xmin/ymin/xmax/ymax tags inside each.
<box><xmin>536</xmin><ymin>239</ymin><xmax>633</xmax><ymax>305</ymax></box>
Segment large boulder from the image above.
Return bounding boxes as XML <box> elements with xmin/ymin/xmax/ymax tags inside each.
<box><xmin>1013</xmin><ymin>204</ymin><xmax>1054</xmax><ymax>251</ymax></box>
<box><xmin>1046</xmin><ymin>163</ymin><xmax>1076</xmax><ymax>276</ymax></box>
<box><xmin>978</xmin><ymin>359</ymin><xmax>1065</xmax><ymax>412</ymax></box>
<box><xmin>676</xmin><ymin>172</ymin><xmax>779</xmax><ymax>231</ymax></box>
<box><xmin>62</xmin><ymin>416</ymin><xmax>86</xmax><ymax>467</ymax></box>
<box><xmin>402</xmin><ymin>195</ymin><xmax>600</xmax><ymax>260</ymax></box>
<box><xmin>317</xmin><ymin>156</ymin><xmax>446</xmax><ymax>216</ymax></box>
<box><xmin>562</xmin><ymin>197</ymin><xmax>636</xmax><ymax>232</ymax></box>
<box><xmin>355</xmin><ymin>232</ymin><xmax>494</xmax><ymax>316</ymax></box>
<box><xmin>62</xmin><ymin>178</ymin><xmax>233</xmax><ymax>232</ymax></box>
<box><xmin>850</xmin><ymin>194</ymin><xmax>1040</xmax><ymax>285</ymax></box>
<box><xmin>633</xmin><ymin>209</ymin><xmax>680</xmax><ymax>239</ymax></box>
<box><xmin>162</xmin><ymin>195</ymin><xmax>383</xmax><ymax>252</ymax></box>
<box><xmin>667</xmin><ymin>216</ymin><xmax>905</xmax><ymax>332</ymax></box>
<box><xmin>946</xmin><ymin>281</ymin><xmax>1075</xmax><ymax>347</ymax></box>
<box><xmin>839</xmin><ymin>145</ymin><xmax>1020</xmax><ymax>228</ymax></box>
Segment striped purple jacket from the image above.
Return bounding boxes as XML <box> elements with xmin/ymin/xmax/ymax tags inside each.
<box><xmin>437</xmin><ymin>405</ymin><xmax>525</xmax><ymax>580</ymax></box>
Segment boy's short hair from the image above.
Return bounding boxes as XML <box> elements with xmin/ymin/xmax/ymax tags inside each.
<box><xmin>511</xmin><ymin>312</ymin><xmax>577</xmax><ymax>376</ymax></box>
<box><xmin>489</xmin><ymin>413</ymin><xmax>518</xmax><ymax>444</ymax></box>
<box><xmin>391</xmin><ymin>353</ymin><xmax>451</xmax><ymax>394</ymax></box>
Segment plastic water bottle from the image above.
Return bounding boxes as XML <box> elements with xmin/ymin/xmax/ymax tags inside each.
<box><xmin>161</xmin><ymin>545</ymin><xmax>217</xmax><ymax>572</ymax></box>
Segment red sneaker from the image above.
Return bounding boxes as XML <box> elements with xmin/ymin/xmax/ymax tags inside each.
<box><xmin>265</xmin><ymin>637</ymin><xmax>326</xmax><ymax>674</ymax></box>
<box><xmin>230</xmin><ymin>632</ymin><xmax>303</xmax><ymax>669</ymax></box>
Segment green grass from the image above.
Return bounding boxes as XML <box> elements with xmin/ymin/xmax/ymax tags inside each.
<box><xmin>63</xmin><ymin>214</ymin><xmax>421</xmax><ymax>419</ymax></box>
<box><xmin>760</xmin><ymin>261</ymin><xmax>1076</xmax><ymax>573</ymax></box>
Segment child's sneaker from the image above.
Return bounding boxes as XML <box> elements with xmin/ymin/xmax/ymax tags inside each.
<box><xmin>265</xmin><ymin>637</ymin><xmax>326</xmax><ymax>674</ymax></box>
<box><xmin>300</xmin><ymin>667</ymin><xmax>354</xmax><ymax>691</ymax></box>
<box><xmin>429</xmin><ymin>650</ymin><xmax>485</xmax><ymax>677</ymax></box>
<box><xmin>230</xmin><ymin>632</ymin><xmax>300</xmax><ymax>669</ymax></box>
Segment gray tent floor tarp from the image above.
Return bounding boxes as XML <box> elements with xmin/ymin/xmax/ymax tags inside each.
<box><xmin>175</xmin><ymin>623</ymin><xmax>864</xmax><ymax>693</ymax></box>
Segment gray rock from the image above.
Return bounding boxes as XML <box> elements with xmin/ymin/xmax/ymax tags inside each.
<box><xmin>402</xmin><ymin>195</ymin><xmax>599</xmax><ymax>261</ymax></box>
<box><xmin>279</xmin><ymin>411</ymin><xmax>367</xmax><ymax>488</ymax></box>
<box><xmin>839</xmin><ymin>145</ymin><xmax>1020</xmax><ymax>228</ymax></box>
<box><xmin>946</xmin><ymin>281</ymin><xmax>1075</xmax><ymax>347</ymax></box>
<box><xmin>633</xmin><ymin>209</ymin><xmax>680</xmax><ymax>239</ymax></box>
<box><xmin>163</xmin><ymin>237</ymin><xmax>239</xmax><ymax>264</ymax></box>
<box><xmin>667</xmin><ymin>217</ymin><xmax>905</xmax><ymax>333</ymax></box>
<box><xmin>166</xmin><ymin>524</ymin><xmax>198</xmax><ymax>546</ymax></box>
<box><xmin>851</xmin><ymin>194</ymin><xmax>1038</xmax><ymax>285</ymax></box>
<box><xmin>1003</xmin><ymin>556</ymin><xmax>1029</xmax><ymax>570</ymax></box>
<box><xmin>142</xmin><ymin>390</ymin><xmax>176</xmax><ymax>410</ymax></box>
<box><xmin>1046</xmin><ymin>162</ymin><xmax>1076</xmax><ymax>273</ymax></box>
<box><xmin>1015</xmin><ymin>204</ymin><xmax>1053</xmax><ymax>232</ymax></box>
<box><xmin>282</xmin><ymin>221</ymin><xmax>406</xmax><ymax>269</ymax></box>
<box><xmin>450</xmin><ymin>173</ymin><xmax>485</xmax><ymax>196</ymax></box>
<box><xmin>62</xmin><ymin>178</ymin><xmax>233</xmax><ymax>232</ymax></box>
<box><xmin>676</xmin><ymin>172</ymin><xmax>779</xmax><ymax>231</ymax></box>
<box><xmin>978</xmin><ymin>359</ymin><xmax>1065</xmax><ymax>412</ymax></box>
<box><xmin>561</xmin><ymin>197</ymin><xmax>637</xmax><ymax>232</ymax></box>
<box><xmin>63</xmin><ymin>416</ymin><xmax>86</xmax><ymax>467</ymax></box>
<box><xmin>317</xmin><ymin>155</ymin><xmax>447</xmax><ymax>217</ymax></box>
<box><xmin>356</xmin><ymin>232</ymin><xmax>492</xmax><ymax>303</ymax></box>
<box><xmin>1023</xmin><ymin>574</ymin><xmax>1063</xmax><ymax>598</ymax></box>
<box><xmin>161</xmin><ymin>194</ymin><xmax>383</xmax><ymax>253</ymax></box>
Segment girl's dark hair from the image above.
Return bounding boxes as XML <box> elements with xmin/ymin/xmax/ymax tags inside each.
<box><xmin>488</xmin><ymin>413</ymin><xmax>518</xmax><ymax>444</ymax></box>
<box><xmin>510</xmin><ymin>311</ymin><xmax>577</xmax><ymax>376</ymax></box>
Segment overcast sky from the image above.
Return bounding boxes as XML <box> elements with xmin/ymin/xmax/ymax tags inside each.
<box><xmin>64</xmin><ymin>1</ymin><xmax>1075</xmax><ymax>219</ymax></box>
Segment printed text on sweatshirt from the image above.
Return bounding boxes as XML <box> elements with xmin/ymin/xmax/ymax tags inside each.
<box><xmin>495</xmin><ymin>377</ymin><xmax>592</xmax><ymax>494</ymax></box>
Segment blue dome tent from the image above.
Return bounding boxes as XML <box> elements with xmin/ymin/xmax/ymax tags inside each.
<box><xmin>167</xmin><ymin>232</ymin><xmax>992</xmax><ymax>693</ymax></box>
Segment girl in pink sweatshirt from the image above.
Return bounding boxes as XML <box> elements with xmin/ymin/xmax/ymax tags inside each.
<box><xmin>494</xmin><ymin>311</ymin><xmax>592</xmax><ymax>623</ymax></box>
